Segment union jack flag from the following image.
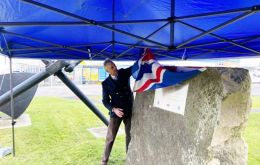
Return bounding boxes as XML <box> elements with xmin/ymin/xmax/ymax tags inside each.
<box><xmin>131</xmin><ymin>49</ymin><xmax>206</xmax><ymax>92</ymax></box>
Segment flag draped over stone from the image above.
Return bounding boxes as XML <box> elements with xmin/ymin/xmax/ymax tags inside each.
<box><xmin>131</xmin><ymin>49</ymin><xmax>206</xmax><ymax>92</ymax></box>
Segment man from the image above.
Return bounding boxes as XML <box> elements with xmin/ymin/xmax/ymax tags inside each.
<box><xmin>101</xmin><ymin>59</ymin><xmax>133</xmax><ymax>165</ymax></box>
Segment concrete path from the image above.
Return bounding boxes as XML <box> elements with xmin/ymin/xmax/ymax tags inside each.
<box><xmin>251</xmin><ymin>109</ymin><xmax>260</xmax><ymax>113</ymax></box>
<box><xmin>36</xmin><ymin>83</ymin><xmax>260</xmax><ymax>98</ymax></box>
<box><xmin>36</xmin><ymin>84</ymin><xmax>102</xmax><ymax>97</ymax></box>
<box><xmin>88</xmin><ymin>126</ymin><xmax>124</xmax><ymax>138</ymax></box>
<box><xmin>0</xmin><ymin>114</ymin><xmax>31</xmax><ymax>129</ymax></box>
<box><xmin>252</xmin><ymin>83</ymin><xmax>260</xmax><ymax>96</ymax></box>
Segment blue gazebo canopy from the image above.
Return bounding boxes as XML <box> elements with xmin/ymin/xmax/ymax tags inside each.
<box><xmin>0</xmin><ymin>0</ymin><xmax>259</xmax><ymax>60</ymax></box>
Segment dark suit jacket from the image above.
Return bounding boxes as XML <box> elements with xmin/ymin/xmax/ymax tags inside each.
<box><xmin>102</xmin><ymin>67</ymin><xmax>133</xmax><ymax>118</ymax></box>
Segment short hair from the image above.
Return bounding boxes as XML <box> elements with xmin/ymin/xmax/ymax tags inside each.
<box><xmin>103</xmin><ymin>58</ymin><xmax>115</xmax><ymax>67</ymax></box>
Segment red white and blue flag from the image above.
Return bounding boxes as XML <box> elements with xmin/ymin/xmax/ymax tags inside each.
<box><xmin>131</xmin><ymin>49</ymin><xmax>206</xmax><ymax>93</ymax></box>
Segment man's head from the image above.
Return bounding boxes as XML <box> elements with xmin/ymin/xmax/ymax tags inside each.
<box><xmin>104</xmin><ymin>58</ymin><xmax>118</xmax><ymax>76</ymax></box>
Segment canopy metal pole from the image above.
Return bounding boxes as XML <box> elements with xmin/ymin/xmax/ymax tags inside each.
<box><xmin>4</xmin><ymin>35</ymin><xmax>258</xmax><ymax>55</ymax></box>
<box><xmin>0</xmin><ymin>31</ymin><xmax>107</xmax><ymax>59</ymax></box>
<box><xmin>115</xmin><ymin>41</ymin><xmax>162</xmax><ymax>49</ymax></box>
<box><xmin>185</xmin><ymin>51</ymin><xmax>214</xmax><ymax>59</ymax></box>
<box><xmin>178</xmin><ymin>21</ymin><xmax>260</xmax><ymax>55</ymax></box>
<box><xmin>7</xmin><ymin>48</ymin><xmax>106</xmax><ymax>60</ymax></box>
<box><xmin>54</xmin><ymin>71</ymin><xmax>109</xmax><ymax>126</ymax></box>
<box><xmin>184</xmin><ymin>36</ymin><xmax>260</xmax><ymax>56</ymax></box>
<box><xmin>176</xmin><ymin>11</ymin><xmax>255</xmax><ymax>48</ymax></box>
<box><xmin>170</xmin><ymin>0</ymin><xmax>175</xmax><ymax>47</ymax></box>
<box><xmin>9</xmin><ymin>57</ymin><xmax>16</xmax><ymax>157</ymax></box>
<box><xmin>11</xmin><ymin>42</ymin><xmax>107</xmax><ymax>59</ymax></box>
<box><xmin>153</xmin><ymin>52</ymin><xmax>181</xmax><ymax>59</ymax></box>
<box><xmin>154</xmin><ymin>46</ymin><xmax>257</xmax><ymax>59</ymax></box>
<box><xmin>179</xmin><ymin>35</ymin><xmax>260</xmax><ymax>49</ymax></box>
<box><xmin>41</xmin><ymin>60</ymin><xmax>108</xmax><ymax>126</ymax></box>
<box><xmin>218</xmin><ymin>35</ymin><xmax>260</xmax><ymax>50</ymax></box>
<box><xmin>0</xmin><ymin>30</ymin><xmax>93</xmax><ymax>55</ymax></box>
<box><xmin>7</xmin><ymin>48</ymin><xmax>105</xmax><ymax>59</ymax></box>
<box><xmin>11</xmin><ymin>49</ymin><xmax>84</xmax><ymax>59</ymax></box>
<box><xmin>116</xmin><ymin>22</ymin><xmax>170</xmax><ymax>58</ymax></box>
<box><xmin>3</xmin><ymin>36</ymin><xmax>258</xmax><ymax>56</ymax></box>
<box><xmin>1</xmin><ymin>33</ymin><xmax>16</xmax><ymax>156</ymax></box>
<box><xmin>93</xmin><ymin>44</ymin><xmax>112</xmax><ymax>59</ymax></box>
<box><xmin>21</xmin><ymin>0</ymin><xmax>168</xmax><ymax>49</ymax></box>
<box><xmin>0</xmin><ymin>19</ymin><xmax>168</xmax><ymax>27</ymax></box>
<box><xmin>4</xmin><ymin>46</ymin><xmax>64</xmax><ymax>52</ymax></box>
<box><xmin>3</xmin><ymin>41</ymin><xmax>111</xmax><ymax>51</ymax></box>
<box><xmin>175</xmin><ymin>6</ymin><xmax>255</xmax><ymax>20</ymax></box>
<box><xmin>90</xmin><ymin>47</ymin><xmax>136</xmax><ymax>58</ymax></box>
<box><xmin>112</xmin><ymin>0</ymin><xmax>115</xmax><ymax>57</ymax></box>
<box><xmin>183</xmin><ymin>46</ymin><xmax>257</xmax><ymax>56</ymax></box>
<box><xmin>3</xmin><ymin>49</ymin><xmax>82</xmax><ymax>59</ymax></box>
<box><xmin>0</xmin><ymin>60</ymin><xmax>69</xmax><ymax>107</ymax></box>
<box><xmin>0</xmin><ymin>59</ymin><xmax>109</xmax><ymax>127</ymax></box>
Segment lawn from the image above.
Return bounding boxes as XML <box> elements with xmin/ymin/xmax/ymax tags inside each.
<box><xmin>252</xmin><ymin>96</ymin><xmax>260</xmax><ymax>109</ymax></box>
<box><xmin>0</xmin><ymin>97</ymin><xmax>125</xmax><ymax>165</ymax></box>
<box><xmin>243</xmin><ymin>113</ymin><xmax>260</xmax><ymax>164</ymax></box>
<box><xmin>0</xmin><ymin>96</ymin><xmax>259</xmax><ymax>165</ymax></box>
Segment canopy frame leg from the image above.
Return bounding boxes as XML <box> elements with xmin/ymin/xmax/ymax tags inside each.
<box><xmin>0</xmin><ymin>59</ymin><xmax>109</xmax><ymax>127</ymax></box>
<box><xmin>2</xmin><ymin>34</ymin><xmax>16</xmax><ymax>157</ymax></box>
<box><xmin>9</xmin><ymin>56</ymin><xmax>16</xmax><ymax>157</ymax></box>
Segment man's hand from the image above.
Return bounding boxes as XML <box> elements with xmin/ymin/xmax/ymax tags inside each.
<box><xmin>112</xmin><ymin>108</ymin><xmax>124</xmax><ymax>118</ymax></box>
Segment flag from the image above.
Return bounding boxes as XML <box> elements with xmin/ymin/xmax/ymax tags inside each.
<box><xmin>131</xmin><ymin>49</ymin><xmax>206</xmax><ymax>93</ymax></box>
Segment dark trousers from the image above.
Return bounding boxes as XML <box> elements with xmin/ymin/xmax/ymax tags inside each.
<box><xmin>102</xmin><ymin>115</ymin><xmax>132</xmax><ymax>164</ymax></box>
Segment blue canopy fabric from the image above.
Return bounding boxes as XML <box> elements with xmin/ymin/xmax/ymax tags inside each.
<box><xmin>0</xmin><ymin>0</ymin><xmax>259</xmax><ymax>60</ymax></box>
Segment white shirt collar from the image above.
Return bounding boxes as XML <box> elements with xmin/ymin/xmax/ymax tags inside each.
<box><xmin>111</xmin><ymin>75</ymin><xmax>118</xmax><ymax>80</ymax></box>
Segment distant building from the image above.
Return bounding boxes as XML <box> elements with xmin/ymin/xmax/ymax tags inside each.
<box><xmin>14</xmin><ymin>63</ymin><xmax>44</xmax><ymax>73</ymax></box>
<box><xmin>1</xmin><ymin>56</ymin><xmax>260</xmax><ymax>85</ymax></box>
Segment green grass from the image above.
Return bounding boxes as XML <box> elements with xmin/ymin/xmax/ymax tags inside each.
<box><xmin>0</xmin><ymin>97</ymin><xmax>125</xmax><ymax>165</ymax></box>
<box><xmin>0</xmin><ymin>96</ymin><xmax>259</xmax><ymax>165</ymax></box>
<box><xmin>243</xmin><ymin>113</ymin><xmax>260</xmax><ymax>165</ymax></box>
<box><xmin>252</xmin><ymin>96</ymin><xmax>260</xmax><ymax>109</ymax></box>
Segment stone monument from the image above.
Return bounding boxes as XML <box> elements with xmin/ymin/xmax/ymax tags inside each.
<box><xmin>126</xmin><ymin>68</ymin><xmax>251</xmax><ymax>165</ymax></box>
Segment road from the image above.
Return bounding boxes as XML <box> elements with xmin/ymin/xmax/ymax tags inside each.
<box><xmin>36</xmin><ymin>83</ymin><xmax>260</xmax><ymax>97</ymax></box>
<box><xmin>36</xmin><ymin>84</ymin><xmax>102</xmax><ymax>97</ymax></box>
<box><xmin>252</xmin><ymin>83</ymin><xmax>260</xmax><ymax>96</ymax></box>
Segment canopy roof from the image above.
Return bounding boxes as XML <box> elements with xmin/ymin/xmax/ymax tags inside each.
<box><xmin>0</xmin><ymin>0</ymin><xmax>259</xmax><ymax>60</ymax></box>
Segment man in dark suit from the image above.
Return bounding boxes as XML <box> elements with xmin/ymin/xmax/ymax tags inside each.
<box><xmin>101</xmin><ymin>59</ymin><xmax>133</xmax><ymax>165</ymax></box>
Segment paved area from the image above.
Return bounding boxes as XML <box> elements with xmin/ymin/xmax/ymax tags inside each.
<box><xmin>88</xmin><ymin>126</ymin><xmax>124</xmax><ymax>138</ymax></box>
<box><xmin>251</xmin><ymin>83</ymin><xmax>260</xmax><ymax>96</ymax></box>
<box><xmin>36</xmin><ymin>84</ymin><xmax>102</xmax><ymax>97</ymax></box>
<box><xmin>35</xmin><ymin>83</ymin><xmax>260</xmax><ymax>114</ymax></box>
<box><xmin>251</xmin><ymin>109</ymin><xmax>260</xmax><ymax>113</ymax></box>
<box><xmin>36</xmin><ymin>83</ymin><xmax>260</xmax><ymax>98</ymax></box>
<box><xmin>0</xmin><ymin>147</ymin><xmax>12</xmax><ymax>157</ymax></box>
<box><xmin>36</xmin><ymin>84</ymin><xmax>103</xmax><ymax>104</ymax></box>
<box><xmin>0</xmin><ymin>114</ymin><xmax>31</xmax><ymax>129</ymax></box>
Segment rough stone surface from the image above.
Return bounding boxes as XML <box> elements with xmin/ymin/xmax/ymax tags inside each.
<box><xmin>126</xmin><ymin>68</ymin><xmax>251</xmax><ymax>165</ymax></box>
